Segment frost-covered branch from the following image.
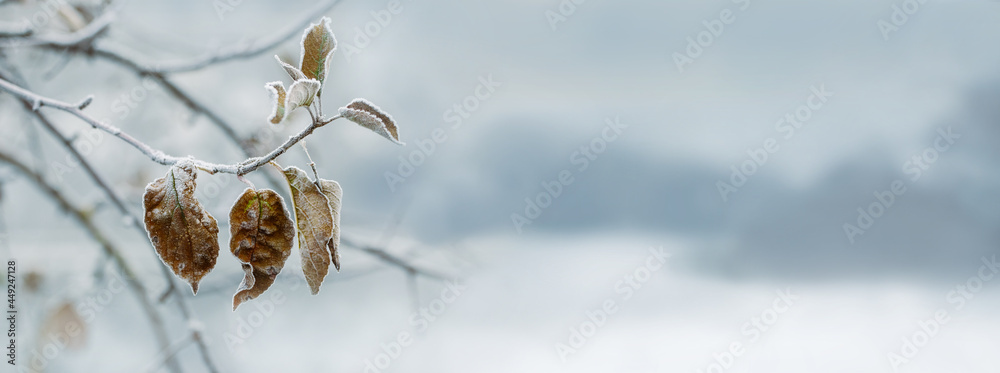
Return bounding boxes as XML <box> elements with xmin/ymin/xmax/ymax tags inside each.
<box><xmin>0</xmin><ymin>6</ymin><xmax>116</xmax><ymax>48</ymax></box>
<box><xmin>91</xmin><ymin>0</ymin><xmax>343</xmax><ymax>73</ymax></box>
<box><xmin>0</xmin><ymin>76</ymin><xmax>343</xmax><ymax>176</ymax></box>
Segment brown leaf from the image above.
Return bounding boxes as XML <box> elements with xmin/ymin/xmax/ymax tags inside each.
<box><xmin>143</xmin><ymin>161</ymin><xmax>220</xmax><ymax>294</ymax></box>
<box><xmin>283</xmin><ymin>166</ymin><xmax>334</xmax><ymax>294</ymax></box>
<box><xmin>229</xmin><ymin>188</ymin><xmax>295</xmax><ymax>310</ymax></box>
<box><xmin>299</xmin><ymin>17</ymin><xmax>336</xmax><ymax>87</ymax></box>
<box><xmin>339</xmin><ymin>98</ymin><xmax>404</xmax><ymax>145</ymax></box>
<box><xmin>318</xmin><ymin>180</ymin><xmax>342</xmax><ymax>271</ymax></box>
<box><xmin>265</xmin><ymin>81</ymin><xmax>286</xmax><ymax>124</ymax></box>
<box><xmin>39</xmin><ymin>302</ymin><xmax>86</xmax><ymax>351</ymax></box>
<box><xmin>233</xmin><ymin>263</ymin><xmax>278</xmax><ymax>311</ymax></box>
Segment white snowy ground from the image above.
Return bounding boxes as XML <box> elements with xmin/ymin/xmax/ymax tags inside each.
<box><xmin>8</xmin><ymin>230</ymin><xmax>1000</xmax><ymax>373</ymax></box>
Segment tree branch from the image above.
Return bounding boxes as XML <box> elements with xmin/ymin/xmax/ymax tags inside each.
<box><xmin>0</xmin><ymin>6</ymin><xmax>116</xmax><ymax>48</ymax></box>
<box><xmin>88</xmin><ymin>0</ymin><xmax>342</xmax><ymax>74</ymax></box>
<box><xmin>0</xmin><ymin>76</ymin><xmax>342</xmax><ymax>176</ymax></box>
<box><xmin>341</xmin><ymin>237</ymin><xmax>452</xmax><ymax>281</ymax></box>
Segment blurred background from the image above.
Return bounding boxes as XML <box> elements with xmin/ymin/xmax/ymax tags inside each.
<box><xmin>1</xmin><ymin>0</ymin><xmax>999</xmax><ymax>372</ymax></box>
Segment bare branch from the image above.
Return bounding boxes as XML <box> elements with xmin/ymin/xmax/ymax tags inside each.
<box><xmin>0</xmin><ymin>7</ymin><xmax>116</xmax><ymax>48</ymax></box>
<box><xmin>90</xmin><ymin>0</ymin><xmax>343</xmax><ymax>74</ymax></box>
<box><xmin>341</xmin><ymin>236</ymin><xmax>452</xmax><ymax>281</ymax></box>
<box><xmin>0</xmin><ymin>76</ymin><xmax>343</xmax><ymax>176</ymax></box>
<box><xmin>0</xmin><ymin>21</ymin><xmax>31</xmax><ymax>38</ymax></box>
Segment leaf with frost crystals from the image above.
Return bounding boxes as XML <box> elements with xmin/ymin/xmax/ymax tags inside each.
<box><xmin>143</xmin><ymin>160</ymin><xmax>220</xmax><ymax>294</ymax></box>
<box><xmin>283</xmin><ymin>166</ymin><xmax>334</xmax><ymax>294</ymax></box>
<box><xmin>299</xmin><ymin>17</ymin><xmax>337</xmax><ymax>87</ymax></box>
<box><xmin>286</xmin><ymin>79</ymin><xmax>321</xmax><ymax>114</ymax></box>
<box><xmin>339</xmin><ymin>98</ymin><xmax>403</xmax><ymax>145</ymax></box>
<box><xmin>265</xmin><ymin>81</ymin><xmax>286</xmax><ymax>124</ymax></box>
<box><xmin>318</xmin><ymin>179</ymin><xmax>342</xmax><ymax>271</ymax></box>
<box><xmin>275</xmin><ymin>55</ymin><xmax>307</xmax><ymax>82</ymax></box>
<box><xmin>229</xmin><ymin>188</ymin><xmax>295</xmax><ymax>310</ymax></box>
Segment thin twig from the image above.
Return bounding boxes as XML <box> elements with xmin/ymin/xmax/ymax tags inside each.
<box><xmin>0</xmin><ymin>76</ymin><xmax>343</xmax><ymax>175</ymax></box>
<box><xmin>86</xmin><ymin>0</ymin><xmax>343</xmax><ymax>73</ymax></box>
<box><xmin>341</xmin><ymin>236</ymin><xmax>451</xmax><ymax>281</ymax></box>
<box><xmin>0</xmin><ymin>6</ymin><xmax>117</xmax><ymax>48</ymax></box>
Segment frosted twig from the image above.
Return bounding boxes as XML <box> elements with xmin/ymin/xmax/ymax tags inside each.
<box><xmin>89</xmin><ymin>0</ymin><xmax>343</xmax><ymax>73</ymax></box>
<box><xmin>0</xmin><ymin>76</ymin><xmax>343</xmax><ymax>176</ymax></box>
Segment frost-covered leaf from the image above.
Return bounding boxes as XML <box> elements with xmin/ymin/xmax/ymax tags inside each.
<box><xmin>40</xmin><ymin>302</ymin><xmax>86</xmax><ymax>350</ymax></box>
<box><xmin>283</xmin><ymin>166</ymin><xmax>334</xmax><ymax>295</ymax></box>
<box><xmin>229</xmin><ymin>188</ymin><xmax>295</xmax><ymax>310</ymax></box>
<box><xmin>299</xmin><ymin>17</ymin><xmax>336</xmax><ymax>87</ymax></box>
<box><xmin>234</xmin><ymin>263</ymin><xmax>277</xmax><ymax>311</ymax></box>
<box><xmin>318</xmin><ymin>179</ymin><xmax>342</xmax><ymax>271</ymax></box>
<box><xmin>339</xmin><ymin>98</ymin><xmax>403</xmax><ymax>145</ymax></box>
<box><xmin>286</xmin><ymin>79</ymin><xmax>321</xmax><ymax>114</ymax></box>
<box><xmin>275</xmin><ymin>55</ymin><xmax>306</xmax><ymax>81</ymax></box>
<box><xmin>265</xmin><ymin>81</ymin><xmax>286</xmax><ymax>124</ymax></box>
<box><xmin>143</xmin><ymin>161</ymin><xmax>220</xmax><ymax>294</ymax></box>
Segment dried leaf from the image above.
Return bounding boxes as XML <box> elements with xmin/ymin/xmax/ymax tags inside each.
<box><xmin>24</xmin><ymin>270</ymin><xmax>42</xmax><ymax>293</ymax></box>
<box><xmin>275</xmin><ymin>55</ymin><xmax>306</xmax><ymax>81</ymax></box>
<box><xmin>40</xmin><ymin>302</ymin><xmax>86</xmax><ymax>351</ymax></box>
<box><xmin>283</xmin><ymin>166</ymin><xmax>334</xmax><ymax>294</ymax></box>
<box><xmin>286</xmin><ymin>79</ymin><xmax>321</xmax><ymax>114</ymax></box>
<box><xmin>339</xmin><ymin>98</ymin><xmax>404</xmax><ymax>145</ymax></box>
<box><xmin>299</xmin><ymin>17</ymin><xmax>337</xmax><ymax>86</ymax></box>
<box><xmin>318</xmin><ymin>180</ymin><xmax>342</xmax><ymax>271</ymax></box>
<box><xmin>265</xmin><ymin>81</ymin><xmax>286</xmax><ymax>124</ymax></box>
<box><xmin>143</xmin><ymin>161</ymin><xmax>220</xmax><ymax>294</ymax></box>
<box><xmin>229</xmin><ymin>188</ymin><xmax>295</xmax><ymax>310</ymax></box>
<box><xmin>234</xmin><ymin>263</ymin><xmax>278</xmax><ymax>311</ymax></box>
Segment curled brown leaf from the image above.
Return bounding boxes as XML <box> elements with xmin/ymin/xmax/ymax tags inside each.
<box><xmin>318</xmin><ymin>179</ymin><xmax>342</xmax><ymax>271</ymax></box>
<box><xmin>229</xmin><ymin>188</ymin><xmax>295</xmax><ymax>310</ymax></box>
<box><xmin>265</xmin><ymin>81</ymin><xmax>287</xmax><ymax>124</ymax></box>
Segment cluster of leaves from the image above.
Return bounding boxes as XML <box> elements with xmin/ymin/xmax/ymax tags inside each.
<box><xmin>142</xmin><ymin>18</ymin><xmax>402</xmax><ymax>310</ymax></box>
